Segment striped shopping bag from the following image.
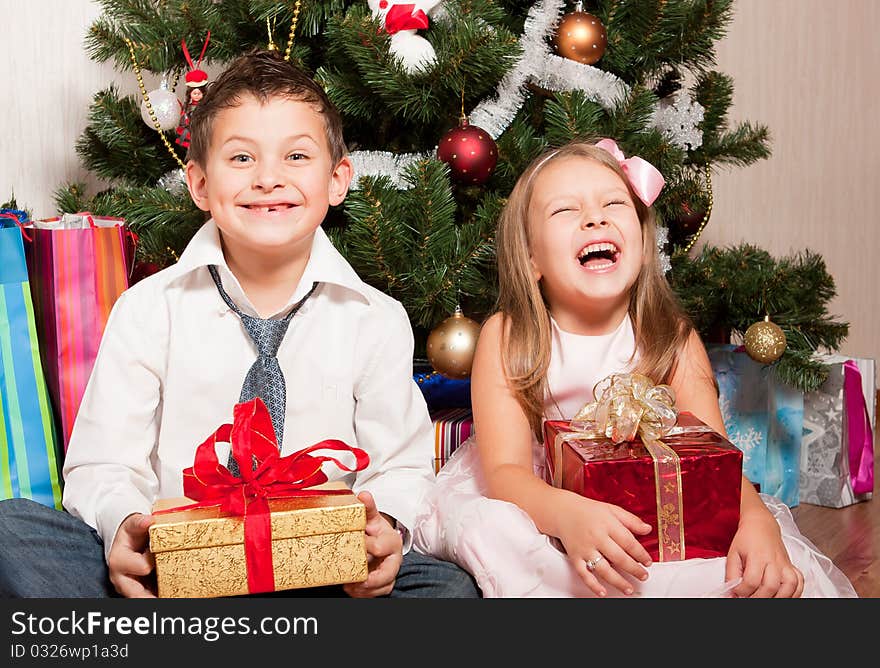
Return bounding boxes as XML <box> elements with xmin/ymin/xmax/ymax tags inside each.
<box><xmin>0</xmin><ymin>209</ymin><xmax>63</xmax><ymax>508</ymax></box>
<box><xmin>24</xmin><ymin>212</ymin><xmax>134</xmax><ymax>450</ymax></box>
<box><xmin>431</xmin><ymin>407</ymin><xmax>474</xmax><ymax>474</ymax></box>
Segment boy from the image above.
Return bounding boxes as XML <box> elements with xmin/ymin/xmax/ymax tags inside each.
<box><xmin>0</xmin><ymin>50</ymin><xmax>478</xmax><ymax>598</ymax></box>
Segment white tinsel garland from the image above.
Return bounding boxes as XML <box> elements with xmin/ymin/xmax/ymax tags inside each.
<box><xmin>655</xmin><ymin>223</ymin><xmax>671</xmax><ymax>274</ymax></box>
<box><xmin>469</xmin><ymin>0</ymin><xmax>627</xmax><ymax>137</ymax></box>
<box><xmin>347</xmin><ymin>0</ymin><xmax>704</xmax><ymax>189</ymax></box>
<box><xmin>348</xmin><ymin>150</ymin><xmax>432</xmax><ymax>190</ymax></box>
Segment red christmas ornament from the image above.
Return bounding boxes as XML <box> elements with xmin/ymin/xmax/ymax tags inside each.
<box><xmin>437</xmin><ymin>116</ymin><xmax>498</xmax><ymax>185</ymax></box>
<box><xmin>668</xmin><ymin>200</ymin><xmax>708</xmax><ymax>245</ymax></box>
<box><xmin>131</xmin><ymin>261</ymin><xmax>161</xmax><ymax>285</ymax></box>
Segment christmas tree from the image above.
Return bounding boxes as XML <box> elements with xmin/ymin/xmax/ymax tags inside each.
<box><xmin>56</xmin><ymin>0</ymin><xmax>846</xmax><ymax>390</ymax></box>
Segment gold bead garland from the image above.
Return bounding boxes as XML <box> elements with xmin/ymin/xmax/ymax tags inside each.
<box><xmin>124</xmin><ymin>37</ymin><xmax>187</xmax><ymax>171</ymax></box>
<box><xmin>417</xmin><ymin>371</ymin><xmax>439</xmax><ymax>384</ymax></box>
<box><xmin>284</xmin><ymin>0</ymin><xmax>303</xmax><ymax>62</ymax></box>
<box><xmin>123</xmin><ymin>2</ymin><xmax>303</xmax><ymax>171</ymax></box>
<box><xmin>681</xmin><ymin>163</ymin><xmax>714</xmax><ymax>254</ymax></box>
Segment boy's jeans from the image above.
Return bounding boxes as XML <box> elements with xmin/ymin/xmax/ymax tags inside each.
<box><xmin>0</xmin><ymin>498</ymin><xmax>480</xmax><ymax>598</ymax></box>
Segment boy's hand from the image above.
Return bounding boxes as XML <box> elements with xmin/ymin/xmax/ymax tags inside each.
<box><xmin>108</xmin><ymin>513</ymin><xmax>157</xmax><ymax>598</ymax></box>
<box><xmin>342</xmin><ymin>491</ymin><xmax>403</xmax><ymax>598</ymax></box>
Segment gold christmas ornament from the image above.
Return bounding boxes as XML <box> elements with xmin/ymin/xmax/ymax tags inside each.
<box><xmin>553</xmin><ymin>4</ymin><xmax>607</xmax><ymax>66</ymax></box>
<box><xmin>427</xmin><ymin>306</ymin><xmax>481</xmax><ymax>380</ymax></box>
<box><xmin>744</xmin><ymin>315</ymin><xmax>787</xmax><ymax>364</ymax></box>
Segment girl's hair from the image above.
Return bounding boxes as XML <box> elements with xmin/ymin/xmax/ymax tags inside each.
<box><xmin>495</xmin><ymin>141</ymin><xmax>695</xmax><ymax>439</ymax></box>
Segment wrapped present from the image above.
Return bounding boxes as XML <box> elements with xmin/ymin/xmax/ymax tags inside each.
<box><xmin>23</xmin><ymin>212</ymin><xmax>135</xmax><ymax>449</ymax></box>
<box><xmin>414</xmin><ymin>359</ymin><xmax>471</xmax><ymax>411</ymax></box>
<box><xmin>431</xmin><ymin>407</ymin><xmax>474</xmax><ymax>473</ymax></box>
<box><xmin>150</xmin><ymin>486</ymin><xmax>368</xmax><ymax>598</ymax></box>
<box><xmin>0</xmin><ymin>210</ymin><xmax>63</xmax><ymax>509</ymax></box>
<box><xmin>544</xmin><ymin>374</ymin><xmax>742</xmax><ymax>562</ymax></box>
<box><xmin>149</xmin><ymin>398</ymin><xmax>370</xmax><ymax>598</ymax></box>
<box><xmin>708</xmin><ymin>344</ymin><xmax>803</xmax><ymax>507</ymax></box>
<box><xmin>799</xmin><ymin>355</ymin><xmax>875</xmax><ymax>508</ymax></box>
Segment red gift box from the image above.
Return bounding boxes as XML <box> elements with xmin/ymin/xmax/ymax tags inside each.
<box><xmin>544</xmin><ymin>411</ymin><xmax>742</xmax><ymax>562</ymax></box>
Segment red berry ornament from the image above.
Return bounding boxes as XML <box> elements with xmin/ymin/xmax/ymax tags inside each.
<box><xmin>131</xmin><ymin>261</ymin><xmax>161</xmax><ymax>285</ymax></box>
<box><xmin>437</xmin><ymin>117</ymin><xmax>498</xmax><ymax>185</ymax></box>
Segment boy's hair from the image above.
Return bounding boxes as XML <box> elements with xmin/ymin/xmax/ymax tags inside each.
<box><xmin>495</xmin><ymin>141</ymin><xmax>695</xmax><ymax>439</ymax></box>
<box><xmin>187</xmin><ymin>49</ymin><xmax>347</xmax><ymax>167</ymax></box>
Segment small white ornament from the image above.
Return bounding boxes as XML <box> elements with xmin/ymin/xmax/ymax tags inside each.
<box><xmin>157</xmin><ymin>168</ymin><xmax>187</xmax><ymax>196</ymax></box>
<box><xmin>368</xmin><ymin>0</ymin><xmax>441</xmax><ymax>74</ymax></box>
<box><xmin>655</xmin><ymin>224</ymin><xmax>671</xmax><ymax>274</ymax></box>
<box><xmin>652</xmin><ymin>92</ymin><xmax>705</xmax><ymax>150</ymax></box>
<box><xmin>140</xmin><ymin>79</ymin><xmax>182</xmax><ymax>132</ymax></box>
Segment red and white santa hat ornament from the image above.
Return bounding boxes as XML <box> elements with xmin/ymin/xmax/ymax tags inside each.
<box><xmin>368</xmin><ymin>0</ymin><xmax>441</xmax><ymax>74</ymax></box>
<box><xmin>181</xmin><ymin>31</ymin><xmax>211</xmax><ymax>89</ymax></box>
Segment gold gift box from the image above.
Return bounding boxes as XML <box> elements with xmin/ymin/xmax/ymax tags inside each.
<box><xmin>149</xmin><ymin>482</ymin><xmax>368</xmax><ymax>598</ymax></box>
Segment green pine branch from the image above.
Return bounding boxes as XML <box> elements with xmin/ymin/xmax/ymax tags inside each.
<box><xmin>543</xmin><ymin>91</ymin><xmax>608</xmax><ymax>145</ymax></box>
<box><xmin>700</xmin><ymin>121</ymin><xmax>772</xmax><ymax>168</ymax></box>
<box><xmin>64</xmin><ymin>0</ymin><xmax>850</xmax><ymax>387</ymax></box>
<box><xmin>692</xmin><ymin>69</ymin><xmax>734</xmax><ymax>140</ymax></box>
<box><xmin>670</xmin><ymin>244</ymin><xmax>850</xmax><ymax>392</ymax></box>
<box><xmin>75</xmin><ymin>86</ymin><xmax>180</xmax><ymax>185</ymax></box>
<box><xmin>598</xmin><ymin>0</ymin><xmax>733</xmax><ymax>82</ymax></box>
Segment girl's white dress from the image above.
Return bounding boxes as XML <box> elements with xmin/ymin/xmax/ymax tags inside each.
<box><xmin>413</xmin><ymin>315</ymin><xmax>858</xmax><ymax>597</ymax></box>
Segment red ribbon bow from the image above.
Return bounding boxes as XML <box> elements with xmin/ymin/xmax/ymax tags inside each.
<box><xmin>161</xmin><ymin>397</ymin><xmax>370</xmax><ymax>594</ymax></box>
<box><xmin>0</xmin><ymin>210</ymin><xmax>32</xmax><ymax>241</ymax></box>
<box><xmin>384</xmin><ymin>4</ymin><xmax>430</xmax><ymax>34</ymax></box>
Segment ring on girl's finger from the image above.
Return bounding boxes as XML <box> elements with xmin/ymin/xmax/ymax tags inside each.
<box><xmin>585</xmin><ymin>554</ymin><xmax>605</xmax><ymax>572</ymax></box>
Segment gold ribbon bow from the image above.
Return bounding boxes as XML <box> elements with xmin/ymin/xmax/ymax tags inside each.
<box><xmin>552</xmin><ymin>373</ymin><xmax>711</xmax><ymax>561</ymax></box>
<box><xmin>572</xmin><ymin>373</ymin><xmax>678</xmax><ymax>442</ymax></box>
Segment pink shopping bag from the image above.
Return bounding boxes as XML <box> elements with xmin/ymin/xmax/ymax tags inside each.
<box><xmin>23</xmin><ymin>212</ymin><xmax>134</xmax><ymax>450</ymax></box>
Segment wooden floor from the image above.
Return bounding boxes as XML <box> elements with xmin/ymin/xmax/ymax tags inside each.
<box><xmin>790</xmin><ymin>417</ymin><xmax>879</xmax><ymax>597</ymax></box>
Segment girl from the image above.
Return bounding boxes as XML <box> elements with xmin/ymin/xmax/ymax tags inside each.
<box><xmin>413</xmin><ymin>140</ymin><xmax>857</xmax><ymax>598</ymax></box>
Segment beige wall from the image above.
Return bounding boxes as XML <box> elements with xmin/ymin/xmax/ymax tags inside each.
<box><xmin>2</xmin><ymin>1</ymin><xmax>877</xmax><ymax>364</ymax></box>
<box><xmin>1</xmin><ymin>1</ymin><xmax>114</xmax><ymax>216</ymax></box>
<box><xmin>707</xmin><ymin>0</ymin><xmax>879</xmax><ymax>363</ymax></box>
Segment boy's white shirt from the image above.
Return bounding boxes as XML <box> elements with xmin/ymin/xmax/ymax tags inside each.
<box><xmin>62</xmin><ymin>219</ymin><xmax>435</xmax><ymax>558</ymax></box>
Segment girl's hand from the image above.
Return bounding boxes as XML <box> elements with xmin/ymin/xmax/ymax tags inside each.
<box><xmin>556</xmin><ymin>494</ymin><xmax>653</xmax><ymax>596</ymax></box>
<box><xmin>662</xmin><ymin>331</ymin><xmax>804</xmax><ymax>598</ymax></box>
<box><xmin>725</xmin><ymin>508</ymin><xmax>804</xmax><ymax>598</ymax></box>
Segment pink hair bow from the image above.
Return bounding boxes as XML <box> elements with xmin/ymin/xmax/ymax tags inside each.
<box><xmin>595</xmin><ymin>138</ymin><xmax>665</xmax><ymax>206</ymax></box>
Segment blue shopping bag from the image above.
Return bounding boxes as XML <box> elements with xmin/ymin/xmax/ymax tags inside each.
<box><xmin>0</xmin><ymin>209</ymin><xmax>62</xmax><ymax>508</ymax></box>
<box><xmin>708</xmin><ymin>344</ymin><xmax>803</xmax><ymax>507</ymax></box>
